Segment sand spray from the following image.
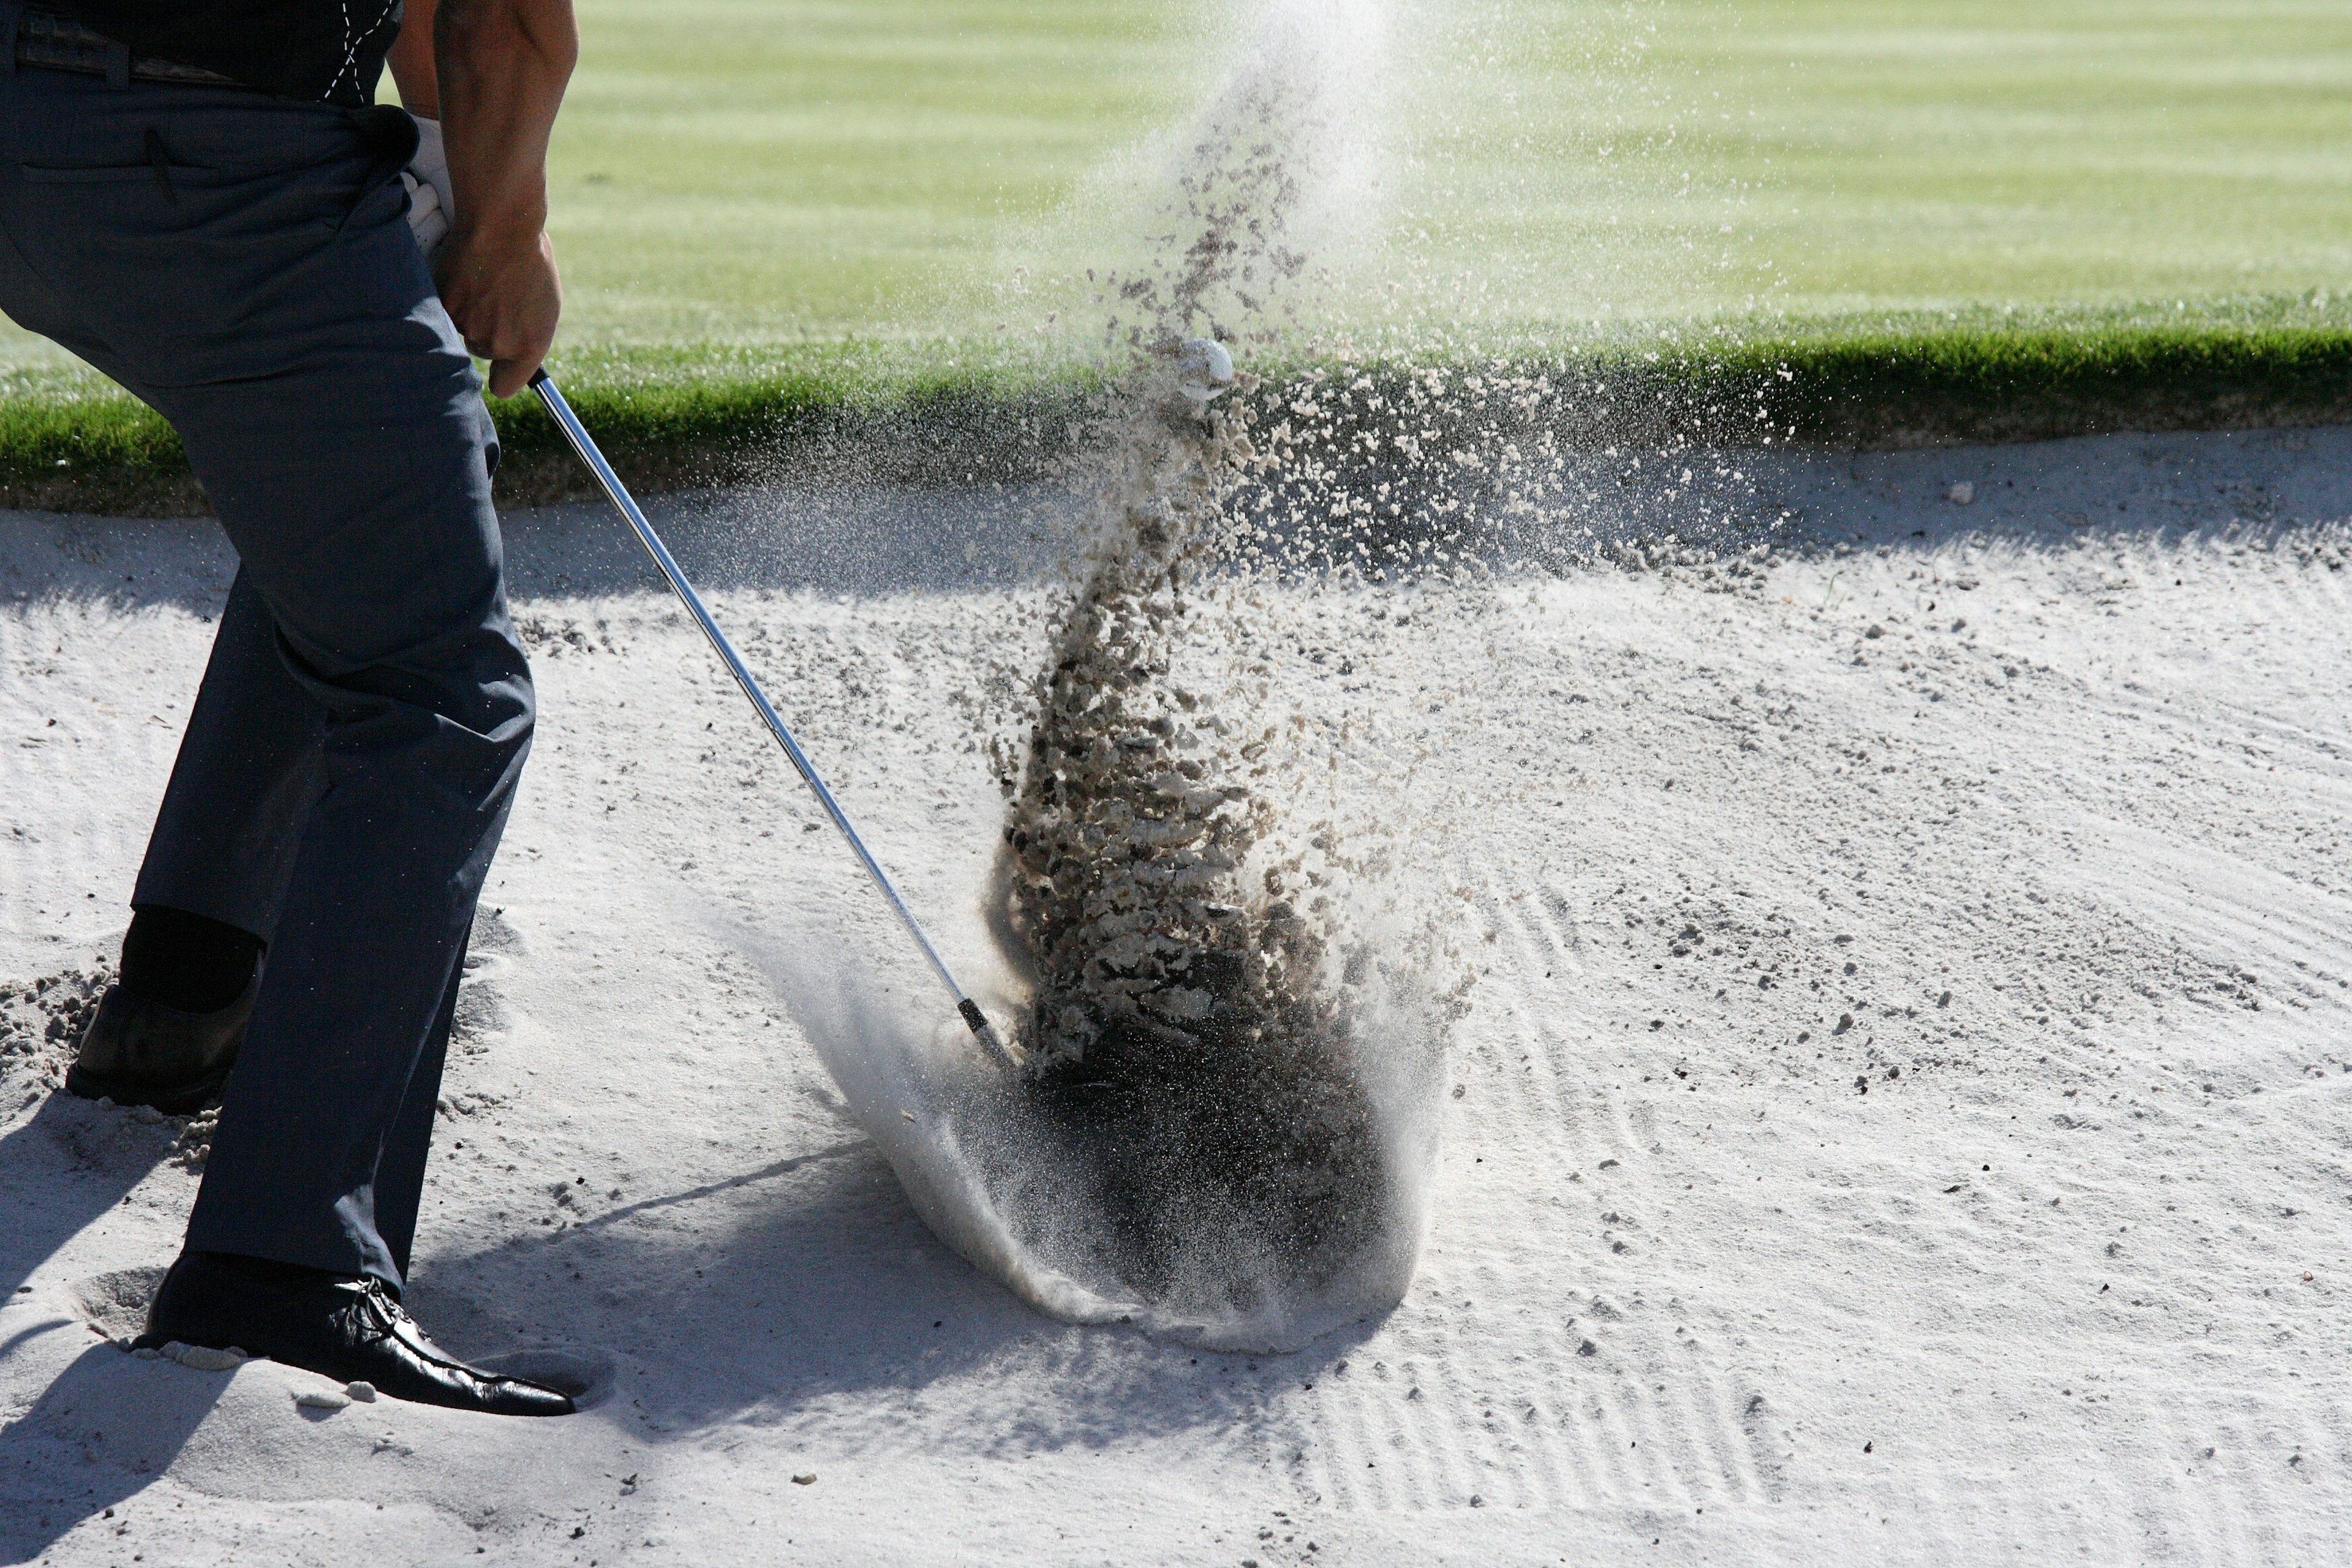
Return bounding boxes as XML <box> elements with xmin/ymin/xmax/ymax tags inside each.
<box><xmin>754</xmin><ymin>0</ymin><xmax>1483</xmax><ymax>1351</ymax></box>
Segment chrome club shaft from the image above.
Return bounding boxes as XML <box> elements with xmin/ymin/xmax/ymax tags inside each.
<box><xmin>529</xmin><ymin>371</ymin><xmax>1012</xmax><ymax>1068</ymax></box>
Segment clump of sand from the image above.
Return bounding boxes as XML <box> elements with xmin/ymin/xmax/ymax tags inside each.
<box><xmin>973</xmin><ymin>7</ymin><xmax>1446</xmax><ymax>1328</ymax></box>
<box><xmin>994</xmin><ymin>337</ymin><xmax>1392</xmax><ymax>1305</ymax></box>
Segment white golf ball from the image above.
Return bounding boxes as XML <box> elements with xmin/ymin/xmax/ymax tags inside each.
<box><xmin>1177</xmin><ymin>338</ymin><xmax>1237</xmax><ymax>403</ymax></box>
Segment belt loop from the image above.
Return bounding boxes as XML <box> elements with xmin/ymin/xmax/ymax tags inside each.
<box><xmin>104</xmin><ymin>37</ymin><xmax>129</xmax><ymax>90</ymax></box>
<box><xmin>0</xmin><ymin>3</ymin><xmax>22</xmax><ymax>79</ymax></box>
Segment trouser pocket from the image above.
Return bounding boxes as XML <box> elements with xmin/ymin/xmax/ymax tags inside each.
<box><xmin>21</xmin><ymin>126</ymin><xmax>219</xmax><ymax>203</ymax></box>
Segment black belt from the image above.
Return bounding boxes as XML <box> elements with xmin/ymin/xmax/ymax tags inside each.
<box><xmin>10</xmin><ymin>8</ymin><xmax>249</xmax><ymax>89</ymax></box>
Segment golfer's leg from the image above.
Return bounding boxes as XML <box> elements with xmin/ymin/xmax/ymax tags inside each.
<box><xmin>130</xmin><ymin>569</ymin><xmax>325</xmax><ymax>943</ymax></box>
<box><xmin>0</xmin><ymin>68</ymin><xmax>530</xmax><ymax>1289</ymax></box>
<box><xmin>0</xmin><ymin>104</ymin><xmax>328</xmax><ymax>954</ymax></box>
<box><xmin>371</xmin><ymin>943</ymin><xmax>464</xmax><ymax>1283</ymax></box>
<box><xmin>166</xmin><ymin>287</ymin><xmax>529</xmax><ymax>1291</ymax></box>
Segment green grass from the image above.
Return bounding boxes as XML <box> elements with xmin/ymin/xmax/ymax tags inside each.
<box><xmin>0</xmin><ymin>341</ymin><xmax>1114</xmax><ymax>511</ymax></box>
<box><xmin>1672</xmin><ymin>300</ymin><xmax>2352</xmax><ymax>445</ymax></box>
<box><xmin>10</xmin><ymin>301</ymin><xmax>2347</xmax><ymax>516</ymax></box>
<box><xmin>0</xmin><ymin>1</ymin><xmax>2346</xmax><ymax>502</ymax></box>
<box><xmin>1</xmin><ymin>0</ymin><xmax>2343</xmax><ymax>361</ymax></box>
<box><xmin>1472</xmin><ymin>0</ymin><xmax>2352</xmax><ymax>322</ymax></box>
<box><xmin>537</xmin><ymin>0</ymin><xmax>2352</xmax><ymax>338</ymax></box>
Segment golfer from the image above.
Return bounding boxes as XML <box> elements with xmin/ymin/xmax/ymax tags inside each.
<box><xmin>7</xmin><ymin>0</ymin><xmax>577</xmax><ymax>1415</ymax></box>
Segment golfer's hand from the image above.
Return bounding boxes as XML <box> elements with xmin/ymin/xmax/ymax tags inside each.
<box><xmin>436</xmin><ymin>224</ymin><xmax>562</xmax><ymax>398</ymax></box>
<box><xmin>427</xmin><ymin>0</ymin><xmax>577</xmax><ymax>398</ymax></box>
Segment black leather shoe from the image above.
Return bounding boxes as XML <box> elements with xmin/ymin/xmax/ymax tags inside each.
<box><xmin>134</xmin><ymin>1252</ymin><xmax>575</xmax><ymax>1417</ymax></box>
<box><xmin>64</xmin><ymin>972</ymin><xmax>258</xmax><ymax>1115</ymax></box>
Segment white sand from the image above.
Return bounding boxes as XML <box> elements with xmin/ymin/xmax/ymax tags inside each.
<box><xmin>2</xmin><ymin>424</ymin><xmax>2349</xmax><ymax>1563</ymax></box>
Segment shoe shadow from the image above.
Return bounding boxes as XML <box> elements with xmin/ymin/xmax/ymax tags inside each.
<box><xmin>0</xmin><ymin>1091</ymin><xmax>180</xmax><ymax>1315</ymax></box>
<box><xmin>0</xmin><ymin>1093</ymin><xmax>210</xmax><ymax>1566</ymax></box>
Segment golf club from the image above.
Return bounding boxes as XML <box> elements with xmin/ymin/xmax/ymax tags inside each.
<box><xmin>529</xmin><ymin>369</ymin><xmax>1014</xmax><ymax>1069</ymax></box>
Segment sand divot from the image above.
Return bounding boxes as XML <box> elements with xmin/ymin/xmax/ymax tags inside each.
<box><xmin>72</xmin><ymin>1265</ymin><xmax>167</xmax><ymax>1342</ymax></box>
<box><xmin>740</xmin><ymin>910</ymin><xmax>1379</xmax><ymax>1349</ymax></box>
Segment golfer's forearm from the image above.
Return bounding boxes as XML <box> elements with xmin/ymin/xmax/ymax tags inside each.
<box><xmin>434</xmin><ymin>0</ymin><xmax>578</xmax><ymax>246</ymax></box>
<box><xmin>386</xmin><ymin>0</ymin><xmax>442</xmax><ymax>119</ymax></box>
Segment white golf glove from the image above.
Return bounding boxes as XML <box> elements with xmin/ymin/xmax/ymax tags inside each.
<box><xmin>401</xmin><ymin>114</ymin><xmax>453</xmax><ymax>259</ymax></box>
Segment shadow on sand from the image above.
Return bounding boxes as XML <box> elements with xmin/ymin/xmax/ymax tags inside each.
<box><xmin>0</xmin><ymin>1342</ymin><xmax>224</xmax><ymax>1566</ymax></box>
<box><xmin>0</xmin><ymin>1094</ymin><xmax>217</xmax><ymax>1564</ymax></box>
<box><xmin>6</xmin><ymin>424</ymin><xmax>2344</xmax><ymax>618</ymax></box>
<box><xmin>413</xmin><ymin>1131</ymin><xmax>1388</xmax><ymax>1449</ymax></box>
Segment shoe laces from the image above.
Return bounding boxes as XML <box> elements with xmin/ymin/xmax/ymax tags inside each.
<box><xmin>345</xmin><ymin>1280</ymin><xmax>501</xmax><ymax>1385</ymax></box>
<box><xmin>348</xmin><ymin>1277</ymin><xmax>413</xmax><ymax>1346</ymax></box>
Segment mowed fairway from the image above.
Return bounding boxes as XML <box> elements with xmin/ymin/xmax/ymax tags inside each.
<box><xmin>530</xmin><ymin>0</ymin><xmax>2352</xmax><ymax>340</ymax></box>
<box><xmin>0</xmin><ymin>0</ymin><xmax>2344</xmax><ymax>361</ymax></box>
<box><xmin>540</xmin><ymin>0</ymin><xmax>1203</xmax><ymax>343</ymax></box>
<box><xmin>1653</xmin><ymin>0</ymin><xmax>2352</xmax><ymax>315</ymax></box>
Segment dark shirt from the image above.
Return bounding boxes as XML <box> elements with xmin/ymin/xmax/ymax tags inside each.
<box><xmin>61</xmin><ymin>0</ymin><xmax>402</xmax><ymax>107</ymax></box>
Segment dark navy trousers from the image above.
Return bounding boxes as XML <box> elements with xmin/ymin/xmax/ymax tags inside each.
<box><xmin>0</xmin><ymin>59</ymin><xmax>532</xmax><ymax>1289</ymax></box>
